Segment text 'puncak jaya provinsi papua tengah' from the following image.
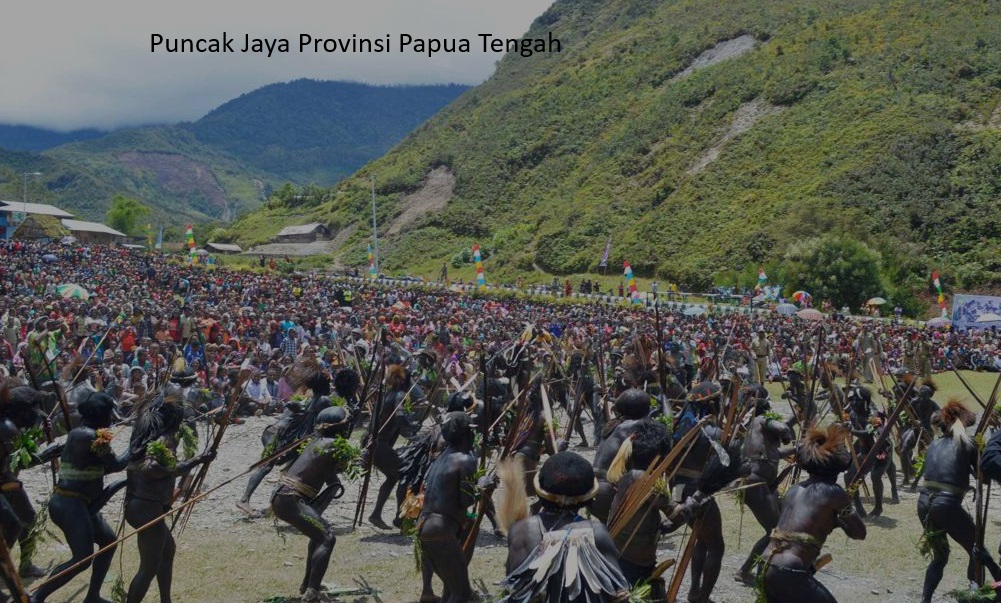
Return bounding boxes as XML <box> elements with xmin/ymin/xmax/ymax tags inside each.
<box><xmin>150</xmin><ymin>32</ymin><xmax>562</xmax><ymax>58</ymax></box>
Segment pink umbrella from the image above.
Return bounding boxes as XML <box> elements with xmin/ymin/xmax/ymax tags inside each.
<box><xmin>796</xmin><ymin>308</ymin><xmax>825</xmax><ymax>321</ymax></box>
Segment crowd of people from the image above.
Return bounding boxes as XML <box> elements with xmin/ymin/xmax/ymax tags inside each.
<box><xmin>1</xmin><ymin>238</ymin><xmax>1001</xmax><ymax>602</ymax></box>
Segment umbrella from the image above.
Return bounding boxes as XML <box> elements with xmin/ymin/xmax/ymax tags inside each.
<box><xmin>42</xmin><ymin>254</ymin><xmax>59</xmax><ymax>263</ymax></box>
<box><xmin>976</xmin><ymin>312</ymin><xmax>1001</xmax><ymax>323</ymax></box>
<box><xmin>775</xmin><ymin>303</ymin><xmax>798</xmax><ymax>316</ymax></box>
<box><xmin>926</xmin><ymin>316</ymin><xmax>952</xmax><ymax>329</ymax></box>
<box><xmin>866</xmin><ymin>297</ymin><xmax>888</xmax><ymax>306</ymax></box>
<box><xmin>796</xmin><ymin>308</ymin><xmax>825</xmax><ymax>321</ymax></box>
<box><xmin>792</xmin><ymin>290</ymin><xmax>811</xmax><ymax>303</ymax></box>
<box><xmin>56</xmin><ymin>283</ymin><xmax>89</xmax><ymax>300</ymax></box>
<box><xmin>683</xmin><ymin>305</ymin><xmax>706</xmax><ymax>317</ymax></box>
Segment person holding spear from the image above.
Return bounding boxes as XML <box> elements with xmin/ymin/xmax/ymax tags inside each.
<box><xmin>30</xmin><ymin>392</ymin><xmax>128</xmax><ymax>603</ymax></box>
<box><xmin>916</xmin><ymin>401</ymin><xmax>1001</xmax><ymax>603</ymax></box>
<box><xmin>120</xmin><ymin>387</ymin><xmax>215</xmax><ymax>603</ymax></box>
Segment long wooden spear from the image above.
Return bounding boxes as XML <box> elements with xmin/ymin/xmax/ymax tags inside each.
<box><xmin>172</xmin><ymin>367</ymin><xmax>251</xmax><ymax>533</ymax></box>
<box><xmin>353</xmin><ymin>361</ymin><xmax>387</xmax><ymax>529</ymax></box>
<box><xmin>29</xmin><ymin>435</ymin><xmax>307</xmax><ymax>595</ymax></box>
<box><xmin>972</xmin><ymin>372</ymin><xmax>1001</xmax><ymax>584</ymax></box>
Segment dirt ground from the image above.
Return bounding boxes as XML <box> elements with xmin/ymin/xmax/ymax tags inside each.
<box><xmin>17</xmin><ymin>384</ymin><xmax>1001</xmax><ymax>603</ymax></box>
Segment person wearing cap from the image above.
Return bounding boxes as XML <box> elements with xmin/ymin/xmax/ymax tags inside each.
<box><xmin>416</xmin><ymin>411</ymin><xmax>479</xmax><ymax>603</ymax></box>
<box><xmin>270</xmin><ymin>406</ymin><xmax>355</xmax><ymax>603</ymax></box>
<box><xmin>499</xmin><ymin>451</ymin><xmax>629</xmax><ymax>603</ymax></box>
<box><xmin>750</xmin><ymin>328</ymin><xmax>772</xmax><ymax>385</ymax></box>
<box><xmin>32</xmin><ymin>392</ymin><xmax>130</xmax><ymax>603</ymax></box>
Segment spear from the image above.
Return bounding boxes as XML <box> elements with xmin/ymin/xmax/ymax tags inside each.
<box><xmin>460</xmin><ymin>353</ymin><xmax>493</xmax><ymax>561</ymax></box>
<box><xmin>0</xmin><ymin>534</ymin><xmax>29</xmax><ymax>603</ymax></box>
<box><xmin>29</xmin><ymin>435</ymin><xmax>308</xmax><ymax>595</ymax></box>
<box><xmin>353</xmin><ymin>361</ymin><xmax>387</xmax><ymax>529</ymax></box>
<box><xmin>172</xmin><ymin>366</ymin><xmax>251</xmax><ymax>533</ymax></box>
<box><xmin>972</xmin><ymin>372</ymin><xmax>1001</xmax><ymax>584</ymax></box>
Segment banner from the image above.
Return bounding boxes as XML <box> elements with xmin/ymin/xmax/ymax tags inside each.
<box><xmin>155</xmin><ymin>226</ymin><xmax>163</xmax><ymax>250</ymax></box>
<box><xmin>598</xmin><ymin>237</ymin><xmax>611</xmax><ymax>268</ymax></box>
<box><xmin>473</xmin><ymin>244</ymin><xmax>485</xmax><ymax>290</ymax></box>
<box><xmin>952</xmin><ymin>293</ymin><xmax>1001</xmax><ymax>331</ymax></box>
<box><xmin>623</xmin><ymin>261</ymin><xmax>640</xmax><ymax>304</ymax></box>
<box><xmin>368</xmin><ymin>244</ymin><xmax>377</xmax><ymax>279</ymax></box>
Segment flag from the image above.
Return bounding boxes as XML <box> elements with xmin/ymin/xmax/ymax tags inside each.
<box><xmin>473</xmin><ymin>244</ymin><xmax>486</xmax><ymax>290</ymax></box>
<box><xmin>368</xmin><ymin>244</ymin><xmax>377</xmax><ymax>279</ymax></box>
<box><xmin>623</xmin><ymin>261</ymin><xmax>640</xmax><ymax>304</ymax></box>
<box><xmin>758</xmin><ymin>267</ymin><xmax>767</xmax><ymax>282</ymax></box>
<box><xmin>598</xmin><ymin>237</ymin><xmax>611</xmax><ymax>268</ymax></box>
<box><xmin>932</xmin><ymin>271</ymin><xmax>947</xmax><ymax>317</ymax></box>
<box><xmin>146</xmin><ymin>223</ymin><xmax>153</xmax><ymax>249</ymax></box>
<box><xmin>185</xmin><ymin>224</ymin><xmax>196</xmax><ymax>263</ymax></box>
<box><xmin>155</xmin><ymin>227</ymin><xmax>163</xmax><ymax>250</ymax></box>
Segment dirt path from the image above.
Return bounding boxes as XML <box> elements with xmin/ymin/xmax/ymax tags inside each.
<box><xmin>17</xmin><ymin>405</ymin><xmax>993</xmax><ymax>603</ymax></box>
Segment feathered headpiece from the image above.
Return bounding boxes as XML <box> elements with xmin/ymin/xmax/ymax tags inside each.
<box><xmin>286</xmin><ymin>356</ymin><xmax>330</xmax><ymax>396</ymax></box>
<box><xmin>797</xmin><ymin>424</ymin><xmax>852</xmax><ymax>477</ymax></box>
<box><xmin>385</xmin><ymin>364</ymin><xmax>407</xmax><ymax>390</ymax></box>
<box><xmin>333</xmin><ymin>367</ymin><xmax>360</xmax><ymax>400</ymax></box>
<box><xmin>932</xmin><ymin>399</ymin><xmax>975</xmax><ymax>447</ymax></box>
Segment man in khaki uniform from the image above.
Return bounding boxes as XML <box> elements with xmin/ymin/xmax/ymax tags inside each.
<box><xmin>750</xmin><ymin>328</ymin><xmax>772</xmax><ymax>384</ymax></box>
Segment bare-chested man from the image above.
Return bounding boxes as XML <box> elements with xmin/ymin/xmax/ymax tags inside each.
<box><xmin>760</xmin><ymin>424</ymin><xmax>866</xmax><ymax>603</ymax></box>
<box><xmin>734</xmin><ymin>389</ymin><xmax>794</xmax><ymax>585</ymax></box>
<box><xmin>416</xmin><ymin>411</ymin><xmax>477</xmax><ymax>603</ymax></box>
<box><xmin>591</xmin><ymin>388</ymin><xmax>652</xmax><ymax>523</ymax></box>
<box><xmin>271</xmin><ymin>405</ymin><xmax>356</xmax><ymax>603</ymax></box>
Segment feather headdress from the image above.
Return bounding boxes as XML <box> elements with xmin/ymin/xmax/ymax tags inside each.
<box><xmin>932</xmin><ymin>399</ymin><xmax>975</xmax><ymax>447</ymax></box>
<box><xmin>797</xmin><ymin>424</ymin><xmax>852</xmax><ymax>477</ymax></box>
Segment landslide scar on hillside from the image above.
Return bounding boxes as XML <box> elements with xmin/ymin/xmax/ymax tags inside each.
<box><xmin>386</xmin><ymin>166</ymin><xmax>455</xmax><ymax>236</ymax></box>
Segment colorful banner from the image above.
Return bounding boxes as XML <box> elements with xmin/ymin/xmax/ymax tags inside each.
<box><xmin>755</xmin><ymin>266</ymin><xmax>767</xmax><ymax>292</ymax></box>
<box><xmin>598</xmin><ymin>236</ymin><xmax>611</xmax><ymax>268</ymax></box>
<box><xmin>368</xmin><ymin>244</ymin><xmax>377</xmax><ymax>279</ymax></box>
<box><xmin>146</xmin><ymin>223</ymin><xmax>153</xmax><ymax>249</ymax></box>
<box><xmin>932</xmin><ymin>271</ymin><xmax>947</xmax><ymax>317</ymax></box>
<box><xmin>185</xmin><ymin>224</ymin><xmax>196</xmax><ymax>263</ymax></box>
<box><xmin>155</xmin><ymin>226</ymin><xmax>163</xmax><ymax>250</ymax></box>
<box><xmin>473</xmin><ymin>244</ymin><xmax>485</xmax><ymax>290</ymax></box>
<box><xmin>952</xmin><ymin>294</ymin><xmax>1001</xmax><ymax>331</ymax></box>
<box><xmin>623</xmin><ymin>261</ymin><xmax>640</xmax><ymax>303</ymax></box>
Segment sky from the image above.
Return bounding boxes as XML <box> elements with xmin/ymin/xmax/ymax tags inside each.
<box><xmin>0</xmin><ymin>0</ymin><xmax>554</xmax><ymax>131</ymax></box>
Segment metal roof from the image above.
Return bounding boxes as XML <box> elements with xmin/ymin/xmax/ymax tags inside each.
<box><xmin>60</xmin><ymin>219</ymin><xmax>127</xmax><ymax>237</ymax></box>
<box><xmin>206</xmin><ymin>242</ymin><xmax>243</xmax><ymax>252</ymax></box>
<box><xmin>276</xmin><ymin>222</ymin><xmax>325</xmax><ymax>236</ymax></box>
<box><xmin>0</xmin><ymin>201</ymin><xmax>75</xmax><ymax>218</ymax></box>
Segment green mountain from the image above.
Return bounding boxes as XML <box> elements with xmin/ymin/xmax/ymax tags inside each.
<box><xmin>0</xmin><ymin>80</ymin><xmax>467</xmax><ymax>225</ymax></box>
<box><xmin>226</xmin><ymin>0</ymin><xmax>1001</xmax><ymax>297</ymax></box>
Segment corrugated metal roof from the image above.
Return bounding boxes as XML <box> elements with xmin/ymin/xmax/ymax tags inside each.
<box><xmin>276</xmin><ymin>222</ymin><xmax>325</xmax><ymax>236</ymax></box>
<box><xmin>0</xmin><ymin>201</ymin><xmax>75</xmax><ymax>218</ymax></box>
<box><xmin>206</xmin><ymin>242</ymin><xmax>243</xmax><ymax>252</ymax></box>
<box><xmin>60</xmin><ymin>219</ymin><xmax>127</xmax><ymax>237</ymax></box>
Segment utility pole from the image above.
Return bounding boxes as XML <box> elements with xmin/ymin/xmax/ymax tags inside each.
<box><xmin>370</xmin><ymin>174</ymin><xmax>379</xmax><ymax>275</ymax></box>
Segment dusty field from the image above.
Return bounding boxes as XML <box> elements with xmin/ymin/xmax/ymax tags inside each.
<box><xmin>17</xmin><ymin>372</ymin><xmax>1001</xmax><ymax>602</ymax></box>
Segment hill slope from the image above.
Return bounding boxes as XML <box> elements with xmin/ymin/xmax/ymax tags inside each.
<box><xmin>228</xmin><ymin>0</ymin><xmax>1001</xmax><ymax>293</ymax></box>
<box><xmin>0</xmin><ymin>81</ymin><xmax>467</xmax><ymax>224</ymax></box>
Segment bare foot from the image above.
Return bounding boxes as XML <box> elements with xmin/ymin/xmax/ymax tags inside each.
<box><xmin>236</xmin><ymin>501</ymin><xmax>262</xmax><ymax>518</ymax></box>
<box><xmin>369</xmin><ymin>514</ymin><xmax>392</xmax><ymax>530</ymax></box>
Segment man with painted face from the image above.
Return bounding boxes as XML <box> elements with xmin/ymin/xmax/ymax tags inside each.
<box><xmin>31</xmin><ymin>392</ymin><xmax>129</xmax><ymax>603</ymax></box>
<box><xmin>271</xmin><ymin>406</ymin><xmax>355</xmax><ymax>603</ymax></box>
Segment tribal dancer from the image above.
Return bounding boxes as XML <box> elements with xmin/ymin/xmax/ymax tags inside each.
<box><xmin>760</xmin><ymin>424</ymin><xmax>866</xmax><ymax>603</ymax></box>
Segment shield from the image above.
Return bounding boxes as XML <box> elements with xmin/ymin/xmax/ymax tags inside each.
<box><xmin>976</xmin><ymin>312</ymin><xmax>1001</xmax><ymax>323</ymax></box>
<box><xmin>775</xmin><ymin>303</ymin><xmax>798</xmax><ymax>316</ymax></box>
<box><xmin>796</xmin><ymin>308</ymin><xmax>825</xmax><ymax>321</ymax></box>
<box><xmin>866</xmin><ymin>297</ymin><xmax>888</xmax><ymax>306</ymax></box>
<box><xmin>56</xmin><ymin>283</ymin><xmax>90</xmax><ymax>300</ymax></box>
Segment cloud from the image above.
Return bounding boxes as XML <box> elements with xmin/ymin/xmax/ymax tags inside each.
<box><xmin>0</xmin><ymin>0</ymin><xmax>553</xmax><ymax>131</ymax></box>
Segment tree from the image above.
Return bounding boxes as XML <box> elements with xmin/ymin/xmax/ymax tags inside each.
<box><xmin>106</xmin><ymin>195</ymin><xmax>150</xmax><ymax>236</ymax></box>
<box><xmin>781</xmin><ymin>235</ymin><xmax>884</xmax><ymax>311</ymax></box>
